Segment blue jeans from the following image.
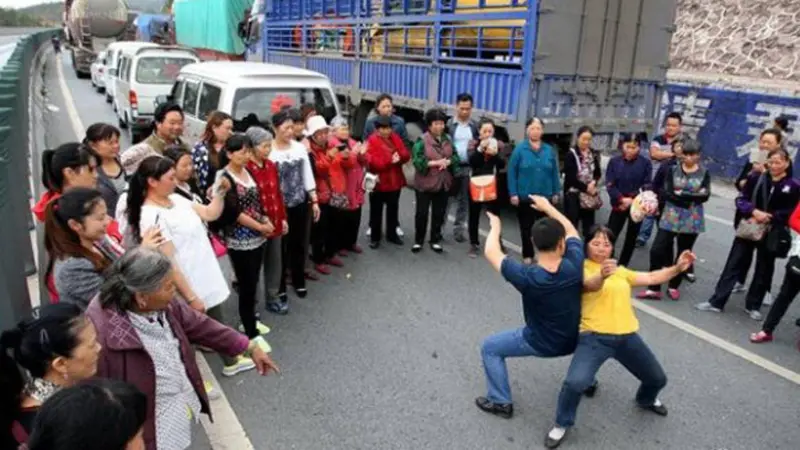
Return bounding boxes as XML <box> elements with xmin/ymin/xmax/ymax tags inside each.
<box><xmin>480</xmin><ymin>327</ymin><xmax>545</xmax><ymax>404</ymax></box>
<box><xmin>637</xmin><ymin>215</ymin><xmax>656</xmax><ymax>244</ymax></box>
<box><xmin>555</xmin><ymin>332</ymin><xmax>667</xmax><ymax>428</ymax></box>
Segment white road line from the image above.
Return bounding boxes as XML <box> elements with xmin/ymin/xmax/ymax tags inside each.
<box><xmin>53</xmin><ymin>51</ymin><xmax>254</xmax><ymax>449</ymax></box>
<box><xmin>451</xmin><ymin>213</ymin><xmax>800</xmax><ymax>386</ymax></box>
<box><xmin>705</xmin><ymin>213</ymin><xmax>734</xmax><ymax>226</ymax></box>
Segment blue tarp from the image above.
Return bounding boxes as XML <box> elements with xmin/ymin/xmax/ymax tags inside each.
<box><xmin>135</xmin><ymin>13</ymin><xmax>171</xmax><ymax>42</ymax></box>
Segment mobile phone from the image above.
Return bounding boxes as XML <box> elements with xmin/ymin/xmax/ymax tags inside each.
<box><xmin>337</xmin><ymin>143</ymin><xmax>347</xmax><ymax>151</ymax></box>
<box><xmin>154</xmin><ymin>213</ymin><xmax>160</xmax><ymax>226</ymax></box>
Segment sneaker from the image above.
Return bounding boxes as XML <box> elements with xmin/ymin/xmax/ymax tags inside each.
<box><xmin>396</xmin><ymin>226</ymin><xmax>404</xmax><ymax>237</ymax></box>
<box><xmin>544</xmin><ymin>427</ymin><xmax>568</xmax><ymax>449</ymax></box>
<box><xmin>221</xmin><ymin>356</ymin><xmax>256</xmax><ymax>377</ymax></box>
<box><xmin>204</xmin><ymin>381</ymin><xmax>222</xmax><ymax>400</ymax></box>
<box><xmin>695</xmin><ymin>302</ymin><xmax>721</xmax><ymax>313</ymax></box>
<box><xmin>366</xmin><ymin>228</ymin><xmax>372</xmax><ymax>237</ymax></box>
<box><xmin>732</xmin><ymin>282</ymin><xmax>747</xmax><ymax>293</ymax></box>
<box><xmin>474</xmin><ymin>397</ymin><xmax>513</xmax><ymax>419</ymax></box>
<box><xmin>636</xmin><ymin>290</ymin><xmax>662</xmax><ymax>300</ymax></box>
<box><xmin>369</xmin><ymin>241</ymin><xmax>380</xmax><ymax>249</ymax></box>
<box><xmin>639</xmin><ymin>398</ymin><xmax>668</xmax><ymax>416</ymax></box>
<box><xmin>584</xmin><ymin>380</ymin><xmax>599</xmax><ymax>398</ymax></box>
<box><xmin>315</xmin><ymin>264</ymin><xmax>332</xmax><ymax>275</ymax></box>
<box><xmin>294</xmin><ymin>287</ymin><xmax>308</xmax><ymax>298</ymax></box>
<box><xmin>468</xmin><ymin>244</ymin><xmax>479</xmax><ymax>258</ymax></box>
<box><xmin>327</xmin><ymin>256</ymin><xmax>344</xmax><ymax>267</ymax></box>
<box><xmin>238</xmin><ymin>321</ymin><xmax>271</xmax><ymax>336</ymax></box>
<box><xmin>430</xmin><ymin>243</ymin><xmax>444</xmax><ymax>253</ymax></box>
<box><xmin>667</xmin><ymin>289</ymin><xmax>680</xmax><ymax>301</ymax></box>
<box><xmin>684</xmin><ymin>273</ymin><xmax>696</xmax><ymax>283</ymax></box>
<box><xmin>387</xmin><ymin>236</ymin><xmax>404</xmax><ymax>246</ymax></box>
<box><xmin>350</xmin><ymin>244</ymin><xmax>363</xmax><ymax>254</ymax></box>
<box><xmin>749</xmin><ymin>330</ymin><xmax>773</xmax><ymax>344</ymax></box>
<box><xmin>250</xmin><ymin>336</ymin><xmax>272</xmax><ymax>353</ymax></box>
<box><xmin>411</xmin><ymin>244</ymin><xmax>422</xmax><ymax>253</ymax></box>
<box><xmin>266</xmin><ymin>301</ymin><xmax>289</xmax><ymax>315</ymax></box>
<box><xmin>278</xmin><ymin>292</ymin><xmax>288</xmax><ymax>302</ymax></box>
<box><xmin>763</xmin><ymin>292</ymin><xmax>774</xmax><ymax>307</ymax></box>
<box><xmin>747</xmin><ymin>309</ymin><xmax>763</xmax><ymax>321</ymax></box>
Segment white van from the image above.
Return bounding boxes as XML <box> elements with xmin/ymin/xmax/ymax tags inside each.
<box><xmin>103</xmin><ymin>42</ymin><xmax>159</xmax><ymax>106</ymax></box>
<box><xmin>157</xmin><ymin>62</ymin><xmax>341</xmax><ymax>145</ymax></box>
<box><xmin>115</xmin><ymin>46</ymin><xmax>199</xmax><ymax>143</ymax></box>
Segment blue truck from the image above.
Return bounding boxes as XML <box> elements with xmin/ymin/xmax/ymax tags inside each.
<box><xmin>255</xmin><ymin>0</ymin><xmax>678</xmax><ymax>150</ymax></box>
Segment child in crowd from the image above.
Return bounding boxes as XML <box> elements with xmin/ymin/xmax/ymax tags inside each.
<box><xmin>246</xmin><ymin>127</ymin><xmax>291</xmax><ymax>315</ymax></box>
<box><xmin>328</xmin><ymin>117</ymin><xmax>366</xmax><ymax>254</ymax></box>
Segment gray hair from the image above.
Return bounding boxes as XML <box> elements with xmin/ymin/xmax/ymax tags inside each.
<box><xmin>245</xmin><ymin>126</ymin><xmax>274</xmax><ymax>146</ymax></box>
<box><xmin>330</xmin><ymin>116</ymin><xmax>348</xmax><ymax>129</ymax></box>
<box><xmin>99</xmin><ymin>247</ymin><xmax>173</xmax><ymax>311</ymax></box>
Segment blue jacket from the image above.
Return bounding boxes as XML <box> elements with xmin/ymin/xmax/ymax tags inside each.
<box><xmin>362</xmin><ymin>114</ymin><xmax>409</xmax><ymax>147</ymax></box>
<box><xmin>605</xmin><ymin>155</ymin><xmax>652</xmax><ymax>208</ymax></box>
<box><xmin>507</xmin><ymin>140</ymin><xmax>561</xmax><ymax>199</ymax></box>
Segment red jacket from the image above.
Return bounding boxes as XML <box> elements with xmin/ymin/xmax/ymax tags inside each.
<box><xmin>247</xmin><ymin>159</ymin><xmax>287</xmax><ymax>238</ymax></box>
<box><xmin>86</xmin><ymin>297</ymin><xmax>249</xmax><ymax>450</ymax></box>
<box><xmin>790</xmin><ymin>202</ymin><xmax>800</xmax><ymax>234</ymax></box>
<box><xmin>329</xmin><ymin>136</ymin><xmax>366</xmax><ymax>209</ymax></box>
<box><xmin>309</xmin><ymin>139</ymin><xmax>354</xmax><ymax>206</ymax></box>
<box><xmin>365</xmin><ymin>132</ymin><xmax>410</xmax><ymax>192</ymax></box>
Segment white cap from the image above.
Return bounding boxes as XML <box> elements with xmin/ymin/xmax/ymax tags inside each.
<box><xmin>304</xmin><ymin>115</ymin><xmax>329</xmax><ymax>137</ymax></box>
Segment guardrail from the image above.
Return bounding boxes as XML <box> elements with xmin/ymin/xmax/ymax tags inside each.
<box><xmin>0</xmin><ymin>29</ymin><xmax>59</xmax><ymax>331</ymax></box>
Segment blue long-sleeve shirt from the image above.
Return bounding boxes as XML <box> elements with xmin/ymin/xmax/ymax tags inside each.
<box><xmin>605</xmin><ymin>155</ymin><xmax>652</xmax><ymax>208</ymax></box>
<box><xmin>507</xmin><ymin>140</ymin><xmax>561</xmax><ymax>199</ymax></box>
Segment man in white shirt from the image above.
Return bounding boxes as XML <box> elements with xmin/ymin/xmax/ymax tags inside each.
<box><xmin>447</xmin><ymin>93</ymin><xmax>480</xmax><ymax>243</ymax></box>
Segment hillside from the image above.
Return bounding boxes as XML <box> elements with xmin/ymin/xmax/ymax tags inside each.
<box><xmin>0</xmin><ymin>7</ymin><xmax>47</xmax><ymax>27</ymax></box>
<box><xmin>17</xmin><ymin>2</ymin><xmax>61</xmax><ymax>26</ymax></box>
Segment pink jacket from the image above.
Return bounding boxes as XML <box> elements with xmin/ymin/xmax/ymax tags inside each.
<box><xmin>85</xmin><ymin>298</ymin><xmax>249</xmax><ymax>450</ymax></box>
<box><xmin>329</xmin><ymin>136</ymin><xmax>366</xmax><ymax>209</ymax></box>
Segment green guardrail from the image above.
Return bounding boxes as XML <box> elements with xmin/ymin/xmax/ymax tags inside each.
<box><xmin>0</xmin><ymin>29</ymin><xmax>60</xmax><ymax>331</ymax></box>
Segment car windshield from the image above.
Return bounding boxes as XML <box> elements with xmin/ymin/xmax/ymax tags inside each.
<box><xmin>136</xmin><ymin>57</ymin><xmax>195</xmax><ymax>84</ymax></box>
<box><xmin>231</xmin><ymin>87</ymin><xmax>338</xmax><ymax>128</ymax></box>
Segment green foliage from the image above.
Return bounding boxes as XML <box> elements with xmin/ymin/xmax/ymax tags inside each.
<box><xmin>0</xmin><ymin>7</ymin><xmax>46</xmax><ymax>27</ymax></box>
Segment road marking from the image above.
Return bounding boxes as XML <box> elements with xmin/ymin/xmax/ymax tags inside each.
<box><xmin>53</xmin><ymin>50</ymin><xmax>255</xmax><ymax>449</ymax></box>
<box><xmin>451</xmin><ymin>213</ymin><xmax>800</xmax><ymax>386</ymax></box>
<box><xmin>706</xmin><ymin>213</ymin><xmax>733</xmax><ymax>226</ymax></box>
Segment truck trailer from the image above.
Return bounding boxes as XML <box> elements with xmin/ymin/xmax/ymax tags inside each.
<box><xmin>257</xmin><ymin>0</ymin><xmax>678</xmax><ymax>150</ymax></box>
<box><xmin>64</xmin><ymin>0</ymin><xmax>132</xmax><ymax>78</ymax></box>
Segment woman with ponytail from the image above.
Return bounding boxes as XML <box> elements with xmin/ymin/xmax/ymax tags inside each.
<box><xmin>0</xmin><ymin>303</ymin><xmax>100</xmax><ymax>447</ymax></box>
<box><xmin>32</xmin><ymin>142</ymin><xmax>98</xmax><ymax>223</ymax></box>
<box><xmin>83</xmin><ymin>123</ymin><xmax>124</xmax><ymax>213</ymax></box>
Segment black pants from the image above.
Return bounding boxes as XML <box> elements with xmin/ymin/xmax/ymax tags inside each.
<box><xmin>516</xmin><ymin>200</ymin><xmax>546</xmax><ymax>259</ymax></box>
<box><xmin>228</xmin><ymin>244</ymin><xmax>265</xmax><ymax>339</ymax></box>
<box><xmin>468</xmin><ymin>198</ymin><xmax>499</xmax><ymax>246</ymax></box>
<box><xmin>563</xmin><ymin>192</ymin><xmax>596</xmax><ymax>238</ymax></box>
<box><xmin>311</xmin><ymin>204</ymin><xmax>343</xmax><ymax>264</ymax></box>
<box><xmin>648</xmin><ymin>229</ymin><xmax>698</xmax><ymax>291</ymax></box>
<box><xmin>369</xmin><ymin>190</ymin><xmax>401</xmax><ymax>243</ymax></box>
<box><xmin>607</xmin><ymin>209</ymin><xmax>642</xmax><ymax>267</ymax></box>
<box><xmin>762</xmin><ymin>263</ymin><xmax>800</xmax><ymax>333</ymax></box>
<box><xmin>341</xmin><ymin>207</ymin><xmax>362</xmax><ymax>250</ymax></box>
<box><xmin>708</xmin><ymin>238</ymin><xmax>777</xmax><ymax>311</ymax></box>
<box><xmin>281</xmin><ymin>204</ymin><xmax>308</xmax><ymax>293</ymax></box>
<box><xmin>415</xmin><ymin>190</ymin><xmax>449</xmax><ymax>245</ymax></box>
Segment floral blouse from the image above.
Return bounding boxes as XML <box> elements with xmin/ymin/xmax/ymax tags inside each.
<box><xmin>191</xmin><ymin>141</ymin><xmax>220</xmax><ymax>192</ymax></box>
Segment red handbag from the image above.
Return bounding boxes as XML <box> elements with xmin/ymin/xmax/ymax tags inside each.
<box><xmin>209</xmin><ymin>233</ymin><xmax>227</xmax><ymax>258</ymax></box>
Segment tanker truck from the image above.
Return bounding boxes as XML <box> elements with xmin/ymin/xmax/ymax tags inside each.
<box><xmin>64</xmin><ymin>0</ymin><xmax>133</xmax><ymax>78</ymax></box>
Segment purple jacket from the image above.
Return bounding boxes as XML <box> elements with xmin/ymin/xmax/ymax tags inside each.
<box><xmin>85</xmin><ymin>298</ymin><xmax>249</xmax><ymax>450</ymax></box>
<box><xmin>736</xmin><ymin>173</ymin><xmax>800</xmax><ymax>227</ymax></box>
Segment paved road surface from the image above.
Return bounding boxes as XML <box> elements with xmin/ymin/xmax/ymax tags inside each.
<box><xmin>42</xmin><ymin>48</ymin><xmax>800</xmax><ymax>450</ymax></box>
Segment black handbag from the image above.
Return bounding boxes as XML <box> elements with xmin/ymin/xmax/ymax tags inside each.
<box><xmin>766</xmin><ymin>225</ymin><xmax>791</xmax><ymax>258</ymax></box>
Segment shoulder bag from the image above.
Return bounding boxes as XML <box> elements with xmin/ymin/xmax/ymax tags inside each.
<box><xmin>735</xmin><ymin>174</ymin><xmax>769</xmax><ymax>242</ymax></box>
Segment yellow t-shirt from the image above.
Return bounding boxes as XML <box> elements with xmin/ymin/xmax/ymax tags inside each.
<box><xmin>580</xmin><ymin>260</ymin><xmax>640</xmax><ymax>335</ymax></box>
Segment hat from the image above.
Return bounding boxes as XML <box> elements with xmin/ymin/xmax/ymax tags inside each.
<box><xmin>121</xmin><ymin>144</ymin><xmax>158</xmax><ymax>175</ymax></box>
<box><xmin>304</xmin><ymin>115</ymin><xmax>329</xmax><ymax>137</ymax></box>
<box><xmin>374</xmin><ymin>115</ymin><xmax>392</xmax><ymax>128</ymax></box>
<box><xmin>245</xmin><ymin>126</ymin><xmax>274</xmax><ymax>146</ymax></box>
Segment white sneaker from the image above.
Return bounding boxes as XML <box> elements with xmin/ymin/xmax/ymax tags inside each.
<box><xmin>396</xmin><ymin>226</ymin><xmax>405</xmax><ymax>237</ymax></box>
<box><xmin>366</xmin><ymin>227</ymin><xmax>371</xmax><ymax>237</ymax></box>
<box><xmin>732</xmin><ymin>282</ymin><xmax>746</xmax><ymax>293</ymax></box>
<box><xmin>763</xmin><ymin>292</ymin><xmax>773</xmax><ymax>306</ymax></box>
<box><xmin>221</xmin><ymin>356</ymin><xmax>256</xmax><ymax>377</ymax></box>
<box><xmin>694</xmin><ymin>302</ymin><xmax>721</xmax><ymax>313</ymax></box>
<box><xmin>747</xmin><ymin>309</ymin><xmax>763</xmax><ymax>321</ymax></box>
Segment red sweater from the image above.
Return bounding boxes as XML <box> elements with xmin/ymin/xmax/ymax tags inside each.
<box><xmin>365</xmin><ymin>132</ymin><xmax>410</xmax><ymax>192</ymax></box>
<box><xmin>789</xmin><ymin>202</ymin><xmax>800</xmax><ymax>234</ymax></box>
<box><xmin>247</xmin><ymin>159</ymin><xmax>287</xmax><ymax>238</ymax></box>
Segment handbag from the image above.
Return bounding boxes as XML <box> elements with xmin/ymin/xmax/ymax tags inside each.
<box><xmin>362</xmin><ymin>172</ymin><xmax>378</xmax><ymax>193</ymax></box>
<box><xmin>765</xmin><ymin>225</ymin><xmax>791</xmax><ymax>258</ymax></box>
<box><xmin>209</xmin><ymin>233</ymin><xmax>227</xmax><ymax>258</ymax></box>
<box><xmin>735</xmin><ymin>174</ymin><xmax>769</xmax><ymax>242</ymax></box>
<box><xmin>787</xmin><ymin>255</ymin><xmax>800</xmax><ymax>276</ymax></box>
<box><xmin>470</xmin><ymin>174</ymin><xmax>497</xmax><ymax>202</ymax></box>
<box><xmin>579</xmin><ymin>192</ymin><xmax>602</xmax><ymax>210</ymax></box>
<box><xmin>329</xmin><ymin>192</ymin><xmax>349</xmax><ymax>209</ymax></box>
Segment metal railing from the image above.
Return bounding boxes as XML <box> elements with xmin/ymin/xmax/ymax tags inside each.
<box><xmin>0</xmin><ymin>29</ymin><xmax>59</xmax><ymax>331</ymax></box>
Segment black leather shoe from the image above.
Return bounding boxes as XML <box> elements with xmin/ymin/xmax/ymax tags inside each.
<box><xmin>584</xmin><ymin>380</ymin><xmax>598</xmax><ymax>398</ymax></box>
<box><xmin>474</xmin><ymin>397</ymin><xmax>513</xmax><ymax>419</ymax></box>
<box><xmin>640</xmin><ymin>402</ymin><xmax>668</xmax><ymax>416</ymax></box>
<box><xmin>387</xmin><ymin>236</ymin><xmax>404</xmax><ymax>246</ymax></box>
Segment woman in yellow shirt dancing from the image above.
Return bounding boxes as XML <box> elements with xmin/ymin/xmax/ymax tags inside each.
<box><xmin>544</xmin><ymin>225</ymin><xmax>695</xmax><ymax>448</ymax></box>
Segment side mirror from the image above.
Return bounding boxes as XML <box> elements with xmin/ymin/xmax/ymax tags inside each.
<box><xmin>154</xmin><ymin>95</ymin><xmax>171</xmax><ymax>108</ymax></box>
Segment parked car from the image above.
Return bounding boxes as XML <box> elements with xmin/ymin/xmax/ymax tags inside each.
<box><xmin>90</xmin><ymin>50</ymin><xmax>107</xmax><ymax>93</ymax></box>
<box><xmin>104</xmin><ymin>41</ymin><xmax>160</xmax><ymax>107</ymax></box>
<box><xmin>115</xmin><ymin>45</ymin><xmax>199</xmax><ymax>144</ymax></box>
<box><xmin>155</xmin><ymin>61</ymin><xmax>341</xmax><ymax>145</ymax></box>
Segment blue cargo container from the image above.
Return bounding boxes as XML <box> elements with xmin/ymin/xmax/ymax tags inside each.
<box><xmin>256</xmin><ymin>0</ymin><xmax>678</xmax><ymax>145</ymax></box>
